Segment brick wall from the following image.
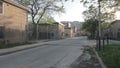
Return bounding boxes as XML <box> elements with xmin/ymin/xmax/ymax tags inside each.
<box><xmin>0</xmin><ymin>2</ymin><xmax>28</xmax><ymax>43</ymax></box>
<box><xmin>38</xmin><ymin>23</ymin><xmax>64</xmax><ymax>39</ymax></box>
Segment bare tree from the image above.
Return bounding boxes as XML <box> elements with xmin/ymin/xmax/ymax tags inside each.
<box><xmin>15</xmin><ymin>0</ymin><xmax>64</xmax><ymax>39</ymax></box>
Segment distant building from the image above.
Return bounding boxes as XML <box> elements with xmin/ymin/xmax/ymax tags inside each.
<box><xmin>64</xmin><ymin>26</ymin><xmax>74</xmax><ymax>38</ymax></box>
<box><xmin>61</xmin><ymin>21</ymin><xmax>74</xmax><ymax>38</ymax></box>
<box><xmin>61</xmin><ymin>21</ymin><xmax>72</xmax><ymax>27</ymax></box>
<box><xmin>37</xmin><ymin>22</ymin><xmax>65</xmax><ymax>39</ymax></box>
<box><xmin>108</xmin><ymin>20</ymin><xmax>120</xmax><ymax>40</ymax></box>
<box><xmin>61</xmin><ymin>21</ymin><xmax>81</xmax><ymax>38</ymax></box>
<box><xmin>72</xmin><ymin>21</ymin><xmax>82</xmax><ymax>36</ymax></box>
<box><xmin>0</xmin><ymin>0</ymin><xmax>29</xmax><ymax>43</ymax></box>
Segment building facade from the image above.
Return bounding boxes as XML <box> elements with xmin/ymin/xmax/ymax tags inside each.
<box><xmin>64</xmin><ymin>27</ymin><xmax>74</xmax><ymax>38</ymax></box>
<box><xmin>108</xmin><ymin>20</ymin><xmax>120</xmax><ymax>40</ymax></box>
<box><xmin>0</xmin><ymin>0</ymin><xmax>29</xmax><ymax>43</ymax></box>
<box><xmin>38</xmin><ymin>22</ymin><xmax>65</xmax><ymax>39</ymax></box>
<box><xmin>61</xmin><ymin>21</ymin><xmax>75</xmax><ymax>38</ymax></box>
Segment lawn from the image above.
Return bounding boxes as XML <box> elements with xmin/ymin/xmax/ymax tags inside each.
<box><xmin>97</xmin><ymin>44</ymin><xmax>120</xmax><ymax>68</ymax></box>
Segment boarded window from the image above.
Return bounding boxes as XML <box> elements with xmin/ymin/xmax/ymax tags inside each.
<box><xmin>117</xmin><ymin>32</ymin><xmax>120</xmax><ymax>39</ymax></box>
<box><xmin>0</xmin><ymin>26</ymin><xmax>4</xmax><ymax>38</ymax></box>
<box><xmin>0</xmin><ymin>2</ymin><xmax>3</xmax><ymax>13</ymax></box>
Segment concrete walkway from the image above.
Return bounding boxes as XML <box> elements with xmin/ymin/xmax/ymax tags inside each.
<box><xmin>0</xmin><ymin>40</ymin><xmax>50</xmax><ymax>56</ymax></box>
<box><xmin>109</xmin><ymin>40</ymin><xmax>120</xmax><ymax>44</ymax></box>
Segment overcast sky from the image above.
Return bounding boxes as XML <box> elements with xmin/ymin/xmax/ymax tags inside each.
<box><xmin>53</xmin><ymin>0</ymin><xmax>86</xmax><ymax>22</ymax></box>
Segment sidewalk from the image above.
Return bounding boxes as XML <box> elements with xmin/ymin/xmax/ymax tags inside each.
<box><xmin>87</xmin><ymin>40</ymin><xmax>106</xmax><ymax>68</ymax></box>
<box><xmin>0</xmin><ymin>40</ymin><xmax>49</xmax><ymax>56</ymax></box>
<box><xmin>109</xmin><ymin>40</ymin><xmax>120</xmax><ymax>44</ymax></box>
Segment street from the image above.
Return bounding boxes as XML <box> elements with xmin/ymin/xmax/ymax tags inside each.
<box><xmin>0</xmin><ymin>37</ymin><xmax>95</xmax><ymax>68</ymax></box>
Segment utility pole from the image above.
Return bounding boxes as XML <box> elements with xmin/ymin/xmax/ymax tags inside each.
<box><xmin>47</xmin><ymin>25</ymin><xmax>48</xmax><ymax>40</ymax></box>
<box><xmin>98</xmin><ymin>0</ymin><xmax>102</xmax><ymax>50</ymax></box>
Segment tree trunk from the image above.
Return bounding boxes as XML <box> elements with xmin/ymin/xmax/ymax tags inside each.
<box><xmin>32</xmin><ymin>24</ymin><xmax>37</xmax><ymax>40</ymax></box>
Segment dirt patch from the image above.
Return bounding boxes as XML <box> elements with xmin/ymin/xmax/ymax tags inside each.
<box><xmin>70</xmin><ymin>46</ymin><xmax>102</xmax><ymax>68</ymax></box>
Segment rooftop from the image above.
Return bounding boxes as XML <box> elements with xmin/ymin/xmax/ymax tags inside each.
<box><xmin>2</xmin><ymin>0</ymin><xmax>30</xmax><ymax>12</ymax></box>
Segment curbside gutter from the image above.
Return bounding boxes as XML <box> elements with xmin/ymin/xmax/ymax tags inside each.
<box><xmin>92</xmin><ymin>48</ymin><xmax>107</xmax><ymax>68</ymax></box>
<box><xmin>0</xmin><ymin>42</ymin><xmax>48</xmax><ymax>56</ymax></box>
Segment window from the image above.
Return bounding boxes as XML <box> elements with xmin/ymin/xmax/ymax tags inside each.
<box><xmin>65</xmin><ymin>33</ymin><xmax>68</xmax><ymax>36</ymax></box>
<box><xmin>118</xmin><ymin>28</ymin><xmax>120</xmax><ymax>31</ymax></box>
<box><xmin>0</xmin><ymin>26</ymin><xmax>4</xmax><ymax>38</ymax></box>
<box><xmin>117</xmin><ymin>32</ymin><xmax>120</xmax><ymax>39</ymax></box>
<box><xmin>0</xmin><ymin>2</ymin><xmax>3</xmax><ymax>13</ymax></box>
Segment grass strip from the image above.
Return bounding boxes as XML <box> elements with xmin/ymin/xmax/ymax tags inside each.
<box><xmin>97</xmin><ymin>44</ymin><xmax>120</xmax><ymax>68</ymax></box>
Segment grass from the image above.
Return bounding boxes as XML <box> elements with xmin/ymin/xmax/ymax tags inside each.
<box><xmin>0</xmin><ymin>41</ymin><xmax>36</xmax><ymax>49</ymax></box>
<box><xmin>97</xmin><ymin>44</ymin><xmax>120</xmax><ymax>68</ymax></box>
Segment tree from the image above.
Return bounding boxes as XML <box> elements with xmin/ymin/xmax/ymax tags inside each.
<box><xmin>15</xmin><ymin>0</ymin><xmax>64</xmax><ymax>24</ymax></box>
<box><xmin>80</xmin><ymin>0</ymin><xmax>120</xmax><ymax>50</ymax></box>
<box><xmin>15</xmin><ymin>0</ymin><xmax>64</xmax><ymax>39</ymax></box>
<box><xmin>81</xmin><ymin>0</ymin><xmax>117</xmax><ymax>22</ymax></box>
<box><xmin>101</xmin><ymin>22</ymin><xmax>111</xmax><ymax>29</ymax></box>
<box><xmin>81</xmin><ymin>0</ymin><xmax>120</xmax><ymax>20</ymax></box>
<box><xmin>83</xmin><ymin>5</ymin><xmax>98</xmax><ymax>20</ymax></box>
<box><xmin>82</xmin><ymin>19</ymin><xmax>99</xmax><ymax>39</ymax></box>
<box><xmin>40</xmin><ymin>14</ymin><xmax>56</xmax><ymax>24</ymax></box>
<box><xmin>14</xmin><ymin>0</ymin><xmax>30</xmax><ymax>6</ymax></box>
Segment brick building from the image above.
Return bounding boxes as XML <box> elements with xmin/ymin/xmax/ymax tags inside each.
<box><xmin>61</xmin><ymin>22</ymin><xmax>74</xmax><ymax>38</ymax></box>
<box><xmin>37</xmin><ymin>22</ymin><xmax>65</xmax><ymax>39</ymax></box>
<box><xmin>0</xmin><ymin>0</ymin><xmax>29</xmax><ymax>43</ymax></box>
<box><xmin>108</xmin><ymin>20</ymin><xmax>120</xmax><ymax>40</ymax></box>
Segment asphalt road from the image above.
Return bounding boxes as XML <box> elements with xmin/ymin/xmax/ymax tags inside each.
<box><xmin>0</xmin><ymin>37</ymin><xmax>95</xmax><ymax>68</ymax></box>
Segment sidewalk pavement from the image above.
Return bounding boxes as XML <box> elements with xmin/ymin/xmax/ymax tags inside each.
<box><xmin>87</xmin><ymin>40</ymin><xmax>107</xmax><ymax>68</ymax></box>
<box><xmin>109</xmin><ymin>40</ymin><xmax>120</xmax><ymax>44</ymax></box>
<box><xmin>0</xmin><ymin>40</ymin><xmax>49</xmax><ymax>56</ymax></box>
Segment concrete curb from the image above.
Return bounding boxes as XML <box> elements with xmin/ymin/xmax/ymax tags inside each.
<box><xmin>92</xmin><ymin>48</ymin><xmax>107</xmax><ymax>68</ymax></box>
<box><xmin>0</xmin><ymin>39</ymin><xmax>63</xmax><ymax>56</ymax></box>
<box><xmin>0</xmin><ymin>42</ymin><xmax>48</xmax><ymax>56</ymax></box>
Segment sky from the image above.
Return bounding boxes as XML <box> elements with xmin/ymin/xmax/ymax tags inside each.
<box><xmin>53</xmin><ymin>0</ymin><xmax>120</xmax><ymax>22</ymax></box>
<box><xmin>115</xmin><ymin>11</ymin><xmax>120</xmax><ymax>20</ymax></box>
<box><xmin>53</xmin><ymin>0</ymin><xmax>86</xmax><ymax>22</ymax></box>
